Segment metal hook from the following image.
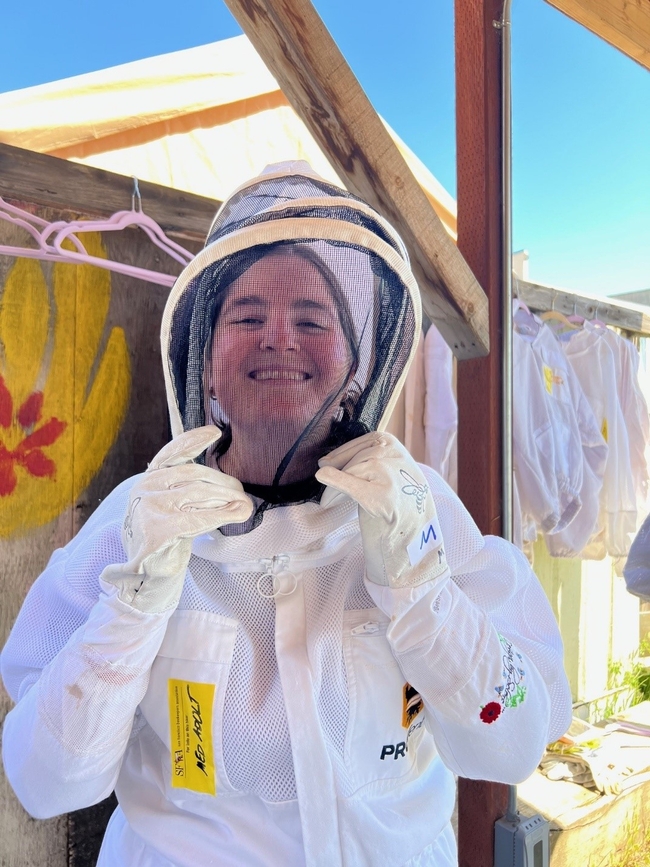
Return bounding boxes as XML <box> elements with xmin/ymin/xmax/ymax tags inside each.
<box><xmin>131</xmin><ymin>176</ymin><xmax>142</xmax><ymax>213</ymax></box>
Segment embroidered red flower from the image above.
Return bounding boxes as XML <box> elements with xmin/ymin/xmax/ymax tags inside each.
<box><xmin>0</xmin><ymin>375</ymin><xmax>66</xmax><ymax>496</ymax></box>
<box><xmin>480</xmin><ymin>702</ymin><xmax>502</xmax><ymax>724</ymax></box>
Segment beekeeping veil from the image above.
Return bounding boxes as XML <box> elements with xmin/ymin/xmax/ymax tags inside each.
<box><xmin>161</xmin><ymin>162</ymin><xmax>421</xmax><ymax>528</ymax></box>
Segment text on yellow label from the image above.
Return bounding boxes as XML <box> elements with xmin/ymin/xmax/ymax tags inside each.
<box><xmin>168</xmin><ymin>679</ymin><xmax>216</xmax><ymax>795</ymax></box>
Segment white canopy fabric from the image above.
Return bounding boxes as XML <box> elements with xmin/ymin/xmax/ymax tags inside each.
<box><xmin>0</xmin><ymin>35</ymin><xmax>457</xmax><ymax>238</ymax></box>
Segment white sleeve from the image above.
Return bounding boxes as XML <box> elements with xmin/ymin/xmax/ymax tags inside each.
<box><xmin>546</xmin><ymin>353</ymin><xmax>608</xmax><ymax>557</ymax></box>
<box><xmin>534</xmin><ymin>326</ymin><xmax>585</xmax><ymax>532</ymax></box>
<box><xmin>619</xmin><ymin>337</ymin><xmax>649</xmax><ymax>517</ymax></box>
<box><xmin>366</xmin><ymin>466</ymin><xmax>572</xmax><ymax>784</ymax></box>
<box><xmin>512</xmin><ymin>331</ymin><xmax>562</xmax><ymax>534</ymax></box>
<box><xmin>600</xmin><ymin>340</ymin><xmax>637</xmax><ymax>555</ymax></box>
<box><xmin>1</xmin><ymin>477</ymin><xmax>172</xmax><ymax>819</ymax></box>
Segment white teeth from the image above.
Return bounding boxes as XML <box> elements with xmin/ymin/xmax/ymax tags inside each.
<box><xmin>251</xmin><ymin>370</ymin><xmax>308</xmax><ymax>381</ymax></box>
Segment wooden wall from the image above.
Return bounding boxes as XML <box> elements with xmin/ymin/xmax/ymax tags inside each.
<box><xmin>0</xmin><ymin>150</ymin><xmax>212</xmax><ymax>865</ymax></box>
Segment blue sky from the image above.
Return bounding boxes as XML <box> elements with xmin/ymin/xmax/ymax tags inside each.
<box><xmin>1</xmin><ymin>0</ymin><xmax>648</xmax><ymax>295</ymax></box>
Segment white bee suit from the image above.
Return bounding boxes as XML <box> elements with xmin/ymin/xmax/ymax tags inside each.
<box><xmin>512</xmin><ymin>308</ymin><xmax>597</xmax><ymax>539</ymax></box>
<box><xmin>2</xmin><ymin>468</ymin><xmax>570</xmax><ymax>866</ymax></box>
<box><xmin>2</xmin><ymin>164</ymin><xmax>571</xmax><ymax>866</ymax></box>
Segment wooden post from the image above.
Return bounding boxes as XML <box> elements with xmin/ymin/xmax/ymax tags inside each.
<box><xmin>455</xmin><ymin>0</ymin><xmax>509</xmax><ymax>864</ymax></box>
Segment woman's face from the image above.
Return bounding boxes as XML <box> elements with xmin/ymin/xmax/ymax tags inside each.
<box><xmin>208</xmin><ymin>250</ymin><xmax>355</xmax><ymax>438</ymax></box>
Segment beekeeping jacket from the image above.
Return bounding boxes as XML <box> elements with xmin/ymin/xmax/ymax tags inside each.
<box><xmin>1</xmin><ymin>163</ymin><xmax>572</xmax><ymax>867</ymax></box>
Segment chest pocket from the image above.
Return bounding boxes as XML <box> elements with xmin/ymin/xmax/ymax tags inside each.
<box><xmin>342</xmin><ymin>609</ymin><xmax>426</xmax><ymax>792</ymax></box>
<box><xmin>139</xmin><ymin>609</ymin><xmax>238</xmax><ymax>799</ymax></box>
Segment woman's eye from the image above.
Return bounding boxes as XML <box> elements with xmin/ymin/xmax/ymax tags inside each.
<box><xmin>233</xmin><ymin>317</ymin><xmax>264</xmax><ymax>326</ymax></box>
<box><xmin>297</xmin><ymin>320</ymin><xmax>327</xmax><ymax>331</ymax></box>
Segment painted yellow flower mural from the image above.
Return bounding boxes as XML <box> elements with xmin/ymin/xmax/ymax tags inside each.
<box><xmin>0</xmin><ymin>233</ymin><xmax>131</xmax><ymax>537</ymax></box>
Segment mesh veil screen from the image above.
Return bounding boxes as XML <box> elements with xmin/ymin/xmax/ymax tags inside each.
<box><xmin>207</xmin><ymin>173</ymin><xmax>365</xmax><ymax>243</ymax></box>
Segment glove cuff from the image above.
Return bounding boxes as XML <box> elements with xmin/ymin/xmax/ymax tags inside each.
<box><xmin>364</xmin><ymin>570</ymin><xmax>450</xmax><ymax>622</ymax></box>
<box><xmin>100</xmin><ymin>563</ymin><xmax>186</xmax><ymax>614</ymax></box>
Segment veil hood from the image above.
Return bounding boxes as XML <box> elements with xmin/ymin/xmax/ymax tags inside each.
<box><xmin>160</xmin><ymin>161</ymin><xmax>421</xmax><ymax>504</ymax></box>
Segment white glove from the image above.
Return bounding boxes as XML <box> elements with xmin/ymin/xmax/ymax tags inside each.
<box><xmin>316</xmin><ymin>432</ymin><xmax>450</xmax><ymax>589</ymax></box>
<box><xmin>101</xmin><ymin>426</ymin><xmax>253</xmax><ymax>613</ymax></box>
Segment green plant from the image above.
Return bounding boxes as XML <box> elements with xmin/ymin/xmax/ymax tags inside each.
<box><xmin>606</xmin><ymin>639</ymin><xmax>650</xmax><ymax>717</ymax></box>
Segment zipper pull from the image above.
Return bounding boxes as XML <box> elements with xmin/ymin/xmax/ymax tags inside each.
<box><xmin>256</xmin><ymin>555</ymin><xmax>296</xmax><ymax>598</ymax></box>
<box><xmin>351</xmin><ymin>621</ymin><xmax>380</xmax><ymax>635</ymax></box>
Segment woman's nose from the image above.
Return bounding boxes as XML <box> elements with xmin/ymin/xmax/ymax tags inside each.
<box><xmin>259</xmin><ymin>318</ymin><xmax>300</xmax><ymax>352</ymax></box>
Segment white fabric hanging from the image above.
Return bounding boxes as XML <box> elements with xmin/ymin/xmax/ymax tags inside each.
<box><xmin>604</xmin><ymin>330</ymin><xmax>649</xmax><ymax>518</ymax></box>
<box><xmin>512</xmin><ymin>305</ymin><xmax>589</xmax><ymax>538</ymax></box>
<box><xmin>543</xmin><ymin>327</ymin><xmax>607</xmax><ymax>559</ymax></box>
<box><xmin>403</xmin><ymin>330</ymin><xmax>427</xmax><ymax>463</ymax></box>
<box><xmin>563</xmin><ymin>323</ymin><xmax>637</xmax><ymax>559</ymax></box>
<box><xmin>423</xmin><ymin>324</ymin><xmax>457</xmax><ymax>490</ymax></box>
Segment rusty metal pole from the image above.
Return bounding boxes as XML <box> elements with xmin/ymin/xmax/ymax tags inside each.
<box><xmin>455</xmin><ymin>0</ymin><xmax>510</xmax><ymax>864</ymax></box>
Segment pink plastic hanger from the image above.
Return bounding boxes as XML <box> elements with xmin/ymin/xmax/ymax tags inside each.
<box><xmin>0</xmin><ymin>179</ymin><xmax>194</xmax><ymax>287</ymax></box>
<box><xmin>0</xmin><ymin>198</ymin><xmax>88</xmax><ymax>260</ymax></box>
<box><xmin>567</xmin><ymin>300</ymin><xmax>585</xmax><ymax>327</ymax></box>
<box><xmin>589</xmin><ymin>304</ymin><xmax>608</xmax><ymax>329</ymax></box>
<box><xmin>49</xmin><ymin>179</ymin><xmax>193</xmax><ymax>269</ymax></box>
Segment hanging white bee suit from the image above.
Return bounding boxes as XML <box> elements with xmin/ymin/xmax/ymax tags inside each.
<box><xmin>2</xmin><ymin>163</ymin><xmax>572</xmax><ymax>867</ymax></box>
<box><xmin>563</xmin><ymin>323</ymin><xmax>637</xmax><ymax>558</ymax></box>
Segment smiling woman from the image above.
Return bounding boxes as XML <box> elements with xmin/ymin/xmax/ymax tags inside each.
<box><xmin>207</xmin><ymin>247</ymin><xmax>359</xmax><ymax>486</ymax></box>
<box><xmin>162</xmin><ymin>164</ymin><xmax>418</xmax><ymax>523</ymax></box>
<box><xmin>1</xmin><ymin>161</ymin><xmax>571</xmax><ymax>867</ymax></box>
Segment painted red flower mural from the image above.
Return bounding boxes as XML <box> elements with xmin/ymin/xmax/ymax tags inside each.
<box><xmin>0</xmin><ymin>374</ymin><xmax>66</xmax><ymax>496</ymax></box>
<box><xmin>479</xmin><ymin>702</ymin><xmax>502</xmax><ymax>724</ymax></box>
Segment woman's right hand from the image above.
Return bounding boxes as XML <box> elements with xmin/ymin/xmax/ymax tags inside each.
<box><xmin>101</xmin><ymin>426</ymin><xmax>253</xmax><ymax>613</ymax></box>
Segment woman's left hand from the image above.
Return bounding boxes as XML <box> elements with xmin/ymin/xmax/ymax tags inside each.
<box><xmin>316</xmin><ymin>432</ymin><xmax>449</xmax><ymax>589</ymax></box>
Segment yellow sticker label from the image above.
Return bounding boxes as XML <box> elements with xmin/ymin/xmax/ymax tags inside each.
<box><xmin>543</xmin><ymin>365</ymin><xmax>553</xmax><ymax>395</ymax></box>
<box><xmin>601</xmin><ymin>418</ymin><xmax>608</xmax><ymax>443</ymax></box>
<box><xmin>168</xmin><ymin>679</ymin><xmax>216</xmax><ymax>795</ymax></box>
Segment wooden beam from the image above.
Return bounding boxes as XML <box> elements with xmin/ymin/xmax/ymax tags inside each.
<box><xmin>545</xmin><ymin>0</ymin><xmax>650</xmax><ymax>71</ymax></box>
<box><xmin>0</xmin><ymin>142</ymin><xmax>219</xmax><ymax>242</ymax></box>
<box><xmin>222</xmin><ymin>0</ymin><xmax>489</xmax><ymax>360</ymax></box>
<box><xmin>517</xmin><ymin>278</ymin><xmax>650</xmax><ymax>335</ymax></box>
<box><xmin>455</xmin><ymin>0</ymin><xmax>510</xmax><ymax>863</ymax></box>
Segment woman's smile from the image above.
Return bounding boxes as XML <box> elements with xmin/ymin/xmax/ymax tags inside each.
<box><xmin>249</xmin><ymin>368</ymin><xmax>311</xmax><ymax>382</ymax></box>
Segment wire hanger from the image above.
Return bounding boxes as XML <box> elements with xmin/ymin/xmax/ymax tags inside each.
<box><xmin>0</xmin><ymin>178</ymin><xmax>194</xmax><ymax>287</ymax></box>
<box><xmin>0</xmin><ymin>197</ymin><xmax>88</xmax><ymax>260</ymax></box>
